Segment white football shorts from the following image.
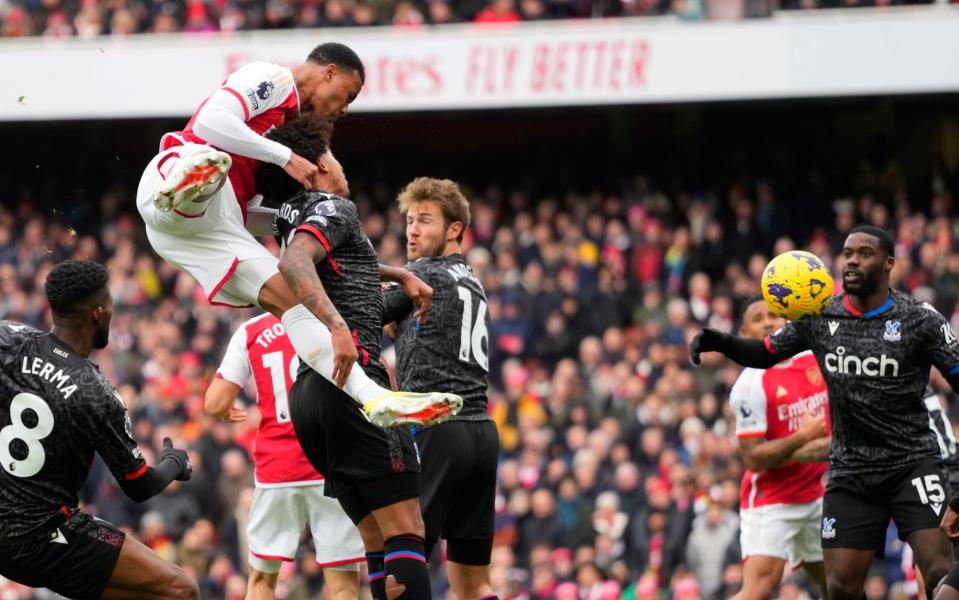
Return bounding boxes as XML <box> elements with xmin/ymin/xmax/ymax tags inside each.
<box><xmin>136</xmin><ymin>143</ymin><xmax>277</xmax><ymax>308</ymax></box>
<box><xmin>740</xmin><ymin>498</ymin><xmax>824</xmax><ymax>569</ymax></box>
<box><xmin>247</xmin><ymin>483</ymin><xmax>365</xmax><ymax>574</ymax></box>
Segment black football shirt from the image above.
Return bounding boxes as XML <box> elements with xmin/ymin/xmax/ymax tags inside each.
<box><xmin>383</xmin><ymin>254</ymin><xmax>491</xmax><ymax>421</ymax></box>
<box><xmin>273</xmin><ymin>191</ymin><xmax>389</xmax><ymax>387</ymax></box>
<box><xmin>766</xmin><ymin>289</ymin><xmax>959</xmax><ymax>477</ymax></box>
<box><xmin>0</xmin><ymin>322</ymin><xmax>145</xmax><ymax>543</ymax></box>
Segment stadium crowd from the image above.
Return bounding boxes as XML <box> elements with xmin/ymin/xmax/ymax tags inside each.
<box><xmin>0</xmin><ymin>175</ymin><xmax>958</xmax><ymax>600</ymax></box>
<box><xmin>0</xmin><ymin>0</ymin><xmax>940</xmax><ymax>39</ymax></box>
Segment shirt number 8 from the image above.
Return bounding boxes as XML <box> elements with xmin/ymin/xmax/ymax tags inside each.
<box><xmin>1</xmin><ymin>392</ymin><xmax>55</xmax><ymax>478</ymax></box>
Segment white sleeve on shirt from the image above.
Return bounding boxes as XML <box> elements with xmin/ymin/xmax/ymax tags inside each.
<box><xmin>217</xmin><ymin>323</ymin><xmax>252</xmax><ymax>386</ymax></box>
<box><xmin>730</xmin><ymin>367</ymin><xmax>768</xmax><ymax>437</ymax></box>
<box><xmin>193</xmin><ymin>61</ymin><xmax>296</xmax><ymax>167</ymax></box>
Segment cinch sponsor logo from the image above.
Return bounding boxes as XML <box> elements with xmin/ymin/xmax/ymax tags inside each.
<box><xmin>824</xmin><ymin>346</ymin><xmax>899</xmax><ymax>377</ymax></box>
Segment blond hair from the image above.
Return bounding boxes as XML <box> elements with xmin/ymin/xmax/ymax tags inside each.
<box><xmin>396</xmin><ymin>177</ymin><xmax>471</xmax><ymax>243</ymax></box>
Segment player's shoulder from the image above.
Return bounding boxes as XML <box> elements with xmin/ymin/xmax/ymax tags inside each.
<box><xmin>230</xmin><ymin>61</ymin><xmax>292</xmax><ymax>80</ymax></box>
<box><xmin>896</xmin><ymin>290</ymin><xmax>942</xmax><ymax>320</ymax></box>
<box><xmin>819</xmin><ymin>293</ymin><xmax>849</xmax><ymax>318</ymax></box>
<box><xmin>280</xmin><ymin>191</ymin><xmax>352</xmax><ymax>224</ymax></box>
<box><xmin>0</xmin><ymin>320</ymin><xmax>42</xmax><ymax>345</ymax></box>
<box><xmin>407</xmin><ymin>254</ymin><xmax>459</xmax><ymax>276</ymax></box>
<box><xmin>730</xmin><ymin>366</ymin><xmax>766</xmax><ymax>398</ymax></box>
<box><xmin>418</xmin><ymin>254</ymin><xmax>483</xmax><ymax>288</ymax></box>
<box><xmin>787</xmin><ymin>350</ymin><xmax>819</xmax><ymax>369</ymax></box>
<box><xmin>297</xmin><ymin>192</ymin><xmax>355</xmax><ymax>218</ymax></box>
<box><xmin>0</xmin><ymin>321</ymin><xmax>41</xmax><ymax>369</ymax></box>
<box><xmin>236</xmin><ymin>312</ymin><xmax>278</xmax><ymax>338</ymax></box>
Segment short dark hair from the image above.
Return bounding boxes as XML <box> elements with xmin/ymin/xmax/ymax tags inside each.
<box><xmin>258</xmin><ymin>114</ymin><xmax>335</xmax><ymax>206</ymax></box>
<box><xmin>737</xmin><ymin>294</ymin><xmax>767</xmax><ymax>331</ymax></box>
<box><xmin>45</xmin><ymin>260</ymin><xmax>109</xmax><ymax>315</ymax></box>
<box><xmin>307</xmin><ymin>42</ymin><xmax>365</xmax><ymax>84</ymax></box>
<box><xmin>849</xmin><ymin>225</ymin><xmax>895</xmax><ymax>257</ymax></box>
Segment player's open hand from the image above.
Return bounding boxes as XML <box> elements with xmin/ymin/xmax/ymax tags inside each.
<box><xmin>690</xmin><ymin>328</ymin><xmax>723</xmax><ymax>365</ymax></box>
<box><xmin>284</xmin><ymin>153</ymin><xmax>321</xmax><ymax>189</ymax></box>
<box><xmin>401</xmin><ymin>272</ymin><xmax>433</xmax><ymax>323</ymax></box>
<box><xmin>161</xmin><ymin>437</ymin><xmax>193</xmax><ymax>482</ymax></box>
<box><xmin>331</xmin><ymin>327</ymin><xmax>359</xmax><ymax>388</ymax></box>
<box><xmin>941</xmin><ymin>506</ymin><xmax>959</xmax><ymax>540</ymax></box>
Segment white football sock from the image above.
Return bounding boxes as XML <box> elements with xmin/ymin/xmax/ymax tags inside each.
<box><xmin>280</xmin><ymin>304</ymin><xmax>390</xmax><ymax>405</ymax></box>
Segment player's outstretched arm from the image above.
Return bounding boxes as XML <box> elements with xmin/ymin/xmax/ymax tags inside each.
<box><xmin>690</xmin><ymin>328</ymin><xmax>782</xmax><ymax>368</ymax></box>
<box><xmin>379</xmin><ymin>264</ymin><xmax>432</xmax><ymax>323</ymax></box>
<box><xmin>279</xmin><ymin>231</ymin><xmax>358</xmax><ymax>387</ymax></box>
<box><xmin>204</xmin><ymin>378</ymin><xmax>247</xmax><ymax>423</ymax></box>
<box><xmin>118</xmin><ymin>438</ymin><xmax>192</xmax><ymax>503</ymax></box>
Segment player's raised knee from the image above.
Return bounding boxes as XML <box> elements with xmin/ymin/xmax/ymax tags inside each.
<box><xmin>165</xmin><ymin>565</ymin><xmax>200</xmax><ymax>600</ymax></box>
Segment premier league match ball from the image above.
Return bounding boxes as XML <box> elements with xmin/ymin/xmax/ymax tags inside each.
<box><xmin>761</xmin><ymin>251</ymin><xmax>834</xmax><ymax>321</ymax></box>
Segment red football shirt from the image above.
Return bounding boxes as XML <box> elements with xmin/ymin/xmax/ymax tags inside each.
<box><xmin>730</xmin><ymin>352</ymin><xmax>830</xmax><ymax>509</ymax></box>
<box><xmin>160</xmin><ymin>61</ymin><xmax>300</xmax><ymax>218</ymax></box>
<box><xmin>216</xmin><ymin>313</ymin><xmax>322</xmax><ymax>486</ymax></box>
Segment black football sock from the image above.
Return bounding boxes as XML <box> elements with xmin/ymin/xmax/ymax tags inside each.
<box><xmin>384</xmin><ymin>534</ymin><xmax>432</xmax><ymax>599</ymax></box>
<box><xmin>366</xmin><ymin>551</ymin><xmax>386</xmax><ymax>600</ymax></box>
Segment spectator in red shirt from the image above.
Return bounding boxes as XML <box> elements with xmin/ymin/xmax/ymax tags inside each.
<box><xmin>475</xmin><ymin>0</ymin><xmax>521</xmax><ymax>22</ymax></box>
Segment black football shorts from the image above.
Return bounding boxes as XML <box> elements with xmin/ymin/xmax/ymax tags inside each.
<box><xmin>289</xmin><ymin>368</ymin><xmax>420</xmax><ymax>524</ymax></box>
<box><xmin>416</xmin><ymin>419</ymin><xmax>499</xmax><ymax>566</ymax></box>
<box><xmin>821</xmin><ymin>457</ymin><xmax>947</xmax><ymax>556</ymax></box>
<box><xmin>0</xmin><ymin>513</ymin><xmax>125</xmax><ymax>600</ymax></box>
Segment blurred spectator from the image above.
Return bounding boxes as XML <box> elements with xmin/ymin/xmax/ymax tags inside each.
<box><xmin>685</xmin><ymin>502</ymin><xmax>738</xmax><ymax>599</ymax></box>
<box><xmin>1</xmin><ymin>159</ymin><xmax>956</xmax><ymax>599</ymax></box>
<box><xmin>474</xmin><ymin>0</ymin><xmax>521</xmax><ymax>21</ymax></box>
<box><xmin>0</xmin><ymin>0</ymin><xmax>939</xmax><ymax>38</ymax></box>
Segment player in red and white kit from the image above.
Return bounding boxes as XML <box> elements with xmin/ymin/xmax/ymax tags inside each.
<box><xmin>205</xmin><ymin>312</ymin><xmax>365</xmax><ymax>600</ymax></box>
<box><xmin>729</xmin><ymin>297</ymin><xmax>832</xmax><ymax>600</ymax></box>
<box><xmin>135</xmin><ymin>43</ymin><xmax>461</xmax><ymax>428</ymax></box>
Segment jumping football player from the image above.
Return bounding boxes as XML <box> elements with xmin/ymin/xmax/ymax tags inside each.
<box><xmin>206</xmin><ymin>312</ymin><xmax>365</xmax><ymax>600</ymax></box>
<box><xmin>267</xmin><ymin>118</ymin><xmax>449</xmax><ymax>600</ymax></box>
<box><xmin>691</xmin><ymin>226</ymin><xmax>959</xmax><ymax>600</ymax></box>
<box><xmin>136</xmin><ymin>44</ymin><xmax>459</xmax><ymax>427</ymax></box>
<box><xmin>728</xmin><ymin>296</ymin><xmax>831</xmax><ymax>600</ymax></box>
<box><xmin>0</xmin><ymin>260</ymin><xmax>195</xmax><ymax>599</ymax></box>
<box><xmin>382</xmin><ymin>178</ymin><xmax>500</xmax><ymax>600</ymax></box>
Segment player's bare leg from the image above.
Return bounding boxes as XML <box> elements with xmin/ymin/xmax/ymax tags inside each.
<box><xmin>323</xmin><ymin>568</ymin><xmax>361</xmax><ymax>600</ymax></box>
<box><xmin>258</xmin><ymin>273</ymin><xmax>463</xmax><ymax>428</ymax></box>
<box><xmin>803</xmin><ymin>561</ymin><xmax>829</xmax><ymax>600</ymax></box>
<box><xmin>371</xmin><ymin>498</ymin><xmax>425</xmax><ymax>541</ymax></box>
<box><xmin>356</xmin><ymin>513</ymin><xmax>387</xmax><ymax>600</ymax></box>
<box><xmin>935</xmin><ymin>561</ymin><xmax>959</xmax><ymax>600</ymax></box>
<box><xmin>102</xmin><ymin>533</ymin><xmax>199</xmax><ymax>600</ymax></box>
<box><xmin>937</xmin><ymin>584</ymin><xmax>959</xmax><ymax>600</ymax></box>
<box><xmin>823</xmin><ymin>548</ymin><xmax>874</xmax><ymax>600</ymax></box>
<box><xmin>909</xmin><ymin>528</ymin><xmax>954</xmax><ymax>599</ymax></box>
<box><xmin>448</xmin><ymin>562</ymin><xmax>495</xmax><ymax>600</ymax></box>
<box><xmin>247</xmin><ymin>568</ymin><xmax>279</xmax><ymax>600</ymax></box>
<box><xmin>731</xmin><ymin>556</ymin><xmax>788</xmax><ymax>600</ymax></box>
